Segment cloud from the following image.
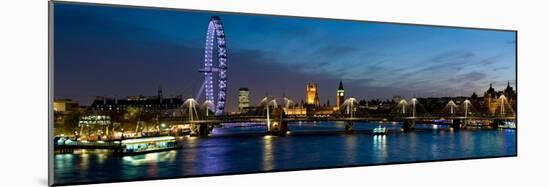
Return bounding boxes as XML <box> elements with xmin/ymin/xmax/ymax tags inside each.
<box><xmin>447</xmin><ymin>71</ymin><xmax>488</xmax><ymax>83</ymax></box>
<box><xmin>314</xmin><ymin>45</ymin><xmax>357</xmax><ymax>57</ymax></box>
<box><xmin>493</xmin><ymin>67</ymin><xmax>510</xmax><ymax>71</ymax></box>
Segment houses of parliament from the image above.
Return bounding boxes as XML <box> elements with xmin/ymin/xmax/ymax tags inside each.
<box><xmin>284</xmin><ymin>81</ymin><xmax>346</xmax><ymax>116</ymax></box>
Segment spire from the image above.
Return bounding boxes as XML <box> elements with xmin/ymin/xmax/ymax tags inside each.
<box><xmin>158</xmin><ymin>86</ymin><xmax>163</xmax><ymax>104</ymax></box>
<box><xmin>338</xmin><ymin>80</ymin><xmax>344</xmax><ymax>90</ymax></box>
<box><xmin>485</xmin><ymin>82</ymin><xmax>496</xmax><ymax>96</ymax></box>
<box><xmin>158</xmin><ymin>86</ymin><xmax>163</xmax><ymax>96</ymax></box>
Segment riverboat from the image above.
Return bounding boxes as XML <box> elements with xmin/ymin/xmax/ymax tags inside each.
<box><xmin>372</xmin><ymin>125</ymin><xmax>388</xmax><ymax>135</ymax></box>
<box><xmin>118</xmin><ymin>136</ymin><xmax>181</xmax><ymax>156</ymax></box>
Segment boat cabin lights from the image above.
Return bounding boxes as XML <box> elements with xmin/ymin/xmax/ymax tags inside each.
<box><xmin>121</xmin><ymin>136</ymin><xmax>176</xmax><ymax>144</ymax></box>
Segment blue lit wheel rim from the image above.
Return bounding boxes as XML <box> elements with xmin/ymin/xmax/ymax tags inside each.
<box><xmin>202</xmin><ymin>16</ymin><xmax>227</xmax><ymax>115</ymax></box>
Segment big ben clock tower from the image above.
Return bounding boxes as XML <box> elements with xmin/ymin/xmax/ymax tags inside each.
<box><xmin>336</xmin><ymin>81</ymin><xmax>345</xmax><ymax>108</ymax></box>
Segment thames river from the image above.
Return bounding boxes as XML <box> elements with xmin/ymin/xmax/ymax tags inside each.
<box><xmin>54</xmin><ymin>121</ymin><xmax>516</xmax><ymax>185</ymax></box>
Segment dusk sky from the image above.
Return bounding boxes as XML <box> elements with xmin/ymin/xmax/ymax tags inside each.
<box><xmin>54</xmin><ymin>3</ymin><xmax>516</xmax><ymax>112</ymax></box>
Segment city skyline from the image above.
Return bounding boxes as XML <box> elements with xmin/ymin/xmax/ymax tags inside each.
<box><xmin>54</xmin><ymin>3</ymin><xmax>516</xmax><ymax>112</ymax></box>
<box><xmin>50</xmin><ymin>3</ymin><xmax>517</xmax><ymax>186</ymax></box>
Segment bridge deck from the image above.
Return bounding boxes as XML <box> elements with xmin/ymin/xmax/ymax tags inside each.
<box><xmin>164</xmin><ymin>116</ymin><xmax>516</xmax><ymax>124</ymax></box>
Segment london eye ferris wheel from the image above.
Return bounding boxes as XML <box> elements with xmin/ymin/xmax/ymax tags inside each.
<box><xmin>196</xmin><ymin>16</ymin><xmax>228</xmax><ymax>115</ymax></box>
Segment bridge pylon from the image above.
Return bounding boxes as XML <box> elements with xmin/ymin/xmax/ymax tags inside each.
<box><xmin>451</xmin><ymin>119</ymin><xmax>462</xmax><ymax>130</ymax></box>
<box><xmin>345</xmin><ymin>121</ymin><xmax>354</xmax><ymax>133</ymax></box>
<box><xmin>403</xmin><ymin>119</ymin><xmax>415</xmax><ymax>132</ymax></box>
<box><xmin>266</xmin><ymin>107</ymin><xmax>288</xmax><ymax>135</ymax></box>
<box><xmin>190</xmin><ymin>123</ymin><xmax>213</xmax><ymax>136</ymax></box>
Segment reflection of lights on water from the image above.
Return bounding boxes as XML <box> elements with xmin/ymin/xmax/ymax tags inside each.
<box><xmin>263</xmin><ymin>135</ymin><xmax>276</xmax><ymax>140</ymax></box>
<box><xmin>180</xmin><ymin>136</ymin><xmax>198</xmax><ymax>147</ymax></box>
<box><xmin>344</xmin><ymin>136</ymin><xmax>358</xmax><ymax>162</ymax></box>
<box><xmin>55</xmin><ymin>154</ymin><xmax>74</xmax><ymax>161</ymax></box>
<box><xmin>122</xmin><ymin>151</ymin><xmax>177</xmax><ymax>166</ymax></box>
<box><xmin>333</xmin><ymin>121</ymin><xmax>345</xmax><ymax>128</ymax></box>
<box><xmin>185</xmin><ymin>136</ymin><xmax>198</xmax><ymax>142</ymax></box>
<box><xmin>432</xmin><ymin>125</ymin><xmax>439</xmax><ymax>129</ymax></box>
<box><xmin>373</xmin><ymin>135</ymin><xmax>387</xmax><ymax>149</ymax></box>
<box><xmin>92</xmin><ymin>149</ymin><xmax>109</xmax><ymax>164</ymax></box>
<box><xmin>80</xmin><ymin>150</ymin><xmax>90</xmax><ymax>170</ymax></box>
<box><xmin>372</xmin><ymin>135</ymin><xmax>387</xmax><ymax>160</ymax></box>
<box><xmin>262</xmin><ymin>135</ymin><xmax>275</xmax><ymax>171</ymax></box>
<box><xmin>373</xmin><ymin>135</ymin><xmax>386</xmax><ymax>142</ymax></box>
<box><xmin>97</xmin><ymin>153</ymin><xmax>107</xmax><ymax>164</ymax></box>
<box><xmin>80</xmin><ymin>149</ymin><xmax>89</xmax><ymax>156</ymax></box>
<box><xmin>122</xmin><ymin>154</ymin><xmax>156</xmax><ymax>165</ymax></box>
<box><xmin>55</xmin><ymin>154</ymin><xmax>75</xmax><ymax>169</ymax></box>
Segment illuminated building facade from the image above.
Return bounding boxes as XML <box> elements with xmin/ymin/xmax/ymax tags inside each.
<box><xmin>53</xmin><ymin>99</ymin><xmax>80</xmax><ymax>113</ymax></box>
<box><xmin>483</xmin><ymin>82</ymin><xmax>516</xmax><ymax>115</ymax></box>
<box><xmin>305</xmin><ymin>82</ymin><xmax>319</xmax><ymax>106</ymax></box>
<box><xmin>484</xmin><ymin>83</ymin><xmax>497</xmax><ymax>114</ymax></box>
<box><xmin>285</xmin><ymin>107</ymin><xmax>307</xmax><ymax>115</ymax></box>
<box><xmin>90</xmin><ymin>88</ymin><xmax>183</xmax><ymax>113</ymax></box>
<box><xmin>502</xmin><ymin>81</ymin><xmax>517</xmax><ymax>102</ymax></box>
<box><xmin>238</xmin><ymin>88</ymin><xmax>250</xmax><ymax>113</ymax></box>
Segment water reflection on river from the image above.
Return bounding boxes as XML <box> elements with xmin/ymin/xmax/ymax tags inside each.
<box><xmin>54</xmin><ymin>121</ymin><xmax>516</xmax><ymax>185</ymax></box>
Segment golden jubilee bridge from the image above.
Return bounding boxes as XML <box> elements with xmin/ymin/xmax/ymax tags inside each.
<box><xmin>164</xmin><ymin>96</ymin><xmax>516</xmax><ymax>136</ymax></box>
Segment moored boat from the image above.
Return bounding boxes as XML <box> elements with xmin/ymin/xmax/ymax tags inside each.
<box><xmin>117</xmin><ymin>136</ymin><xmax>181</xmax><ymax>156</ymax></box>
<box><xmin>373</xmin><ymin>125</ymin><xmax>387</xmax><ymax>135</ymax></box>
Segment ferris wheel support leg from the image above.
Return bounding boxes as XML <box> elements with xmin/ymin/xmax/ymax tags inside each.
<box><xmin>195</xmin><ymin>79</ymin><xmax>207</xmax><ymax>101</ymax></box>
